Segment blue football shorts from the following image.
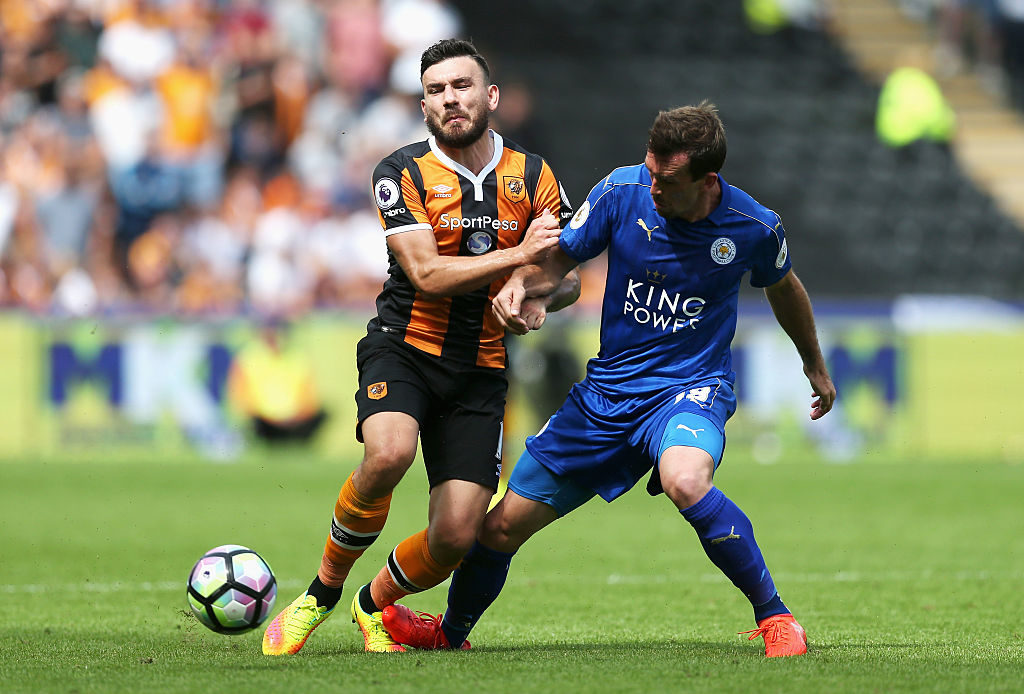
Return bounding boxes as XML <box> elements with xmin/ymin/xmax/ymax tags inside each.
<box><xmin>508</xmin><ymin>377</ymin><xmax>735</xmax><ymax>515</ymax></box>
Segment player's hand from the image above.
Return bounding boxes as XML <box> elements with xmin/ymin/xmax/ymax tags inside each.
<box><xmin>493</xmin><ymin>277</ymin><xmax>529</xmax><ymax>335</ymax></box>
<box><xmin>517</xmin><ymin>209</ymin><xmax>560</xmax><ymax>265</ymax></box>
<box><xmin>805</xmin><ymin>364</ymin><xmax>836</xmax><ymax>420</ymax></box>
<box><xmin>517</xmin><ymin>297</ymin><xmax>549</xmax><ymax>332</ymax></box>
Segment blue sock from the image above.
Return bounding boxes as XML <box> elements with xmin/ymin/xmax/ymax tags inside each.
<box><xmin>441</xmin><ymin>541</ymin><xmax>515</xmax><ymax>648</ymax></box>
<box><xmin>680</xmin><ymin>486</ymin><xmax>788</xmax><ymax>620</ymax></box>
<box><xmin>752</xmin><ymin>592</ymin><xmax>788</xmax><ymax>623</ymax></box>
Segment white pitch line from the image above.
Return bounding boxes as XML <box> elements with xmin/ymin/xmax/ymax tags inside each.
<box><xmin>1</xmin><ymin>570</ymin><xmax>1018</xmax><ymax>595</ymax></box>
<box><xmin>0</xmin><ymin>578</ymin><xmax>309</xmax><ymax>595</ymax></box>
<box><xmin>601</xmin><ymin>569</ymin><xmax>1017</xmax><ymax>585</ymax></box>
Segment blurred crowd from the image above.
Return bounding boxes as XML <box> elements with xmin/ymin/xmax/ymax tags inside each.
<box><xmin>0</xmin><ymin>0</ymin><xmax>476</xmax><ymax>318</ymax></box>
<box><xmin>900</xmin><ymin>0</ymin><xmax>1024</xmax><ymax>107</ymax></box>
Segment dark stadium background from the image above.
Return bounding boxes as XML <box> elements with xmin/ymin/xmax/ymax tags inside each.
<box><xmin>451</xmin><ymin>0</ymin><xmax>1024</xmax><ymax>299</ymax></box>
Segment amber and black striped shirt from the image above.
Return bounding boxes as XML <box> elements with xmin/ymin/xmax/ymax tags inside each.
<box><xmin>369</xmin><ymin>130</ymin><xmax>573</xmax><ymax>369</ymax></box>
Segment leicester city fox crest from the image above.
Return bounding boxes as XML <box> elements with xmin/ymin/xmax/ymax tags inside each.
<box><xmin>711</xmin><ymin>237</ymin><xmax>737</xmax><ymax>265</ymax></box>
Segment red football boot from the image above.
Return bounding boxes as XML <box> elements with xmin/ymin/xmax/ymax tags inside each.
<box><xmin>381</xmin><ymin>604</ymin><xmax>471</xmax><ymax>650</ymax></box>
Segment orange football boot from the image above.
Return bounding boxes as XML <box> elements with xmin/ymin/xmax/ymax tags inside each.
<box><xmin>740</xmin><ymin>613</ymin><xmax>808</xmax><ymax>657</ymax></box>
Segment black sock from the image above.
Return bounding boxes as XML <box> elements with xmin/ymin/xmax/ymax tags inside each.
<box><xmin>306</xmin><ymin>575</ymin><xmax>343</xmax><ymax>610</ymax></box>
<box><xmin>358</xmin><ymin>583</ymin><xmax>380</xmax><ymax>615</ymax></box>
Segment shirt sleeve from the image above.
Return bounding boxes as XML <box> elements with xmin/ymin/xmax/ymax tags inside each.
<box><xmin>748</xmin><ymin>213</ymin><xmax>792</xmax><ymax>287</ymax></box>
<box><xmin>371</xmin><ymin>156</ymin><xmax>432</xmax><ymax>237</ymax></box>
<box><xmin>558</xmin><ymin>177</ymin><xmax>615</xmax><ymax>263</ymax></box>
<box><xmin>530</xmin><ymin>159</ymin><xmax>575</xmax><ymax>229</ymax></box>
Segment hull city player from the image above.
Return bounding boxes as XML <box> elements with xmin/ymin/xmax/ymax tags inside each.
<box><xmin>262</xmin><ymin>39</ymin><xmax>578</xmax><ymax>655</ymax></box>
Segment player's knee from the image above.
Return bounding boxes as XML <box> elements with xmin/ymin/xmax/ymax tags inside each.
<box><xmin>355</xmin><ymin>446</ymin><xmax>416</xmax><ymax>496</ymax></box>
<box><xmin>478</xmin><ymin>506</ymin><xmax>530</xmax><ymax>553</ymax></box>
<box><xmin>427</xmin><ymin>520</ymin><xmax>479</xmax><ymax>565</ymax></box>
<box><xmin>661</xmin><ymin>470</ymin><xmax>713</xmax><ymax>510</ymax></box>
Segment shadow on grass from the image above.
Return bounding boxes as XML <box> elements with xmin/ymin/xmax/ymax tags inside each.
<box><xmin>302</xmin><ymin>638</ymin><xmax>756</xmax><ymax>659</ymax></box>
<box><xmin>299</xmin><ymin>638</ymin><xmax>960</xmax><ymax>662</ymax></box>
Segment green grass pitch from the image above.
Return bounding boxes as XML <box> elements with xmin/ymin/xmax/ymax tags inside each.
<box><xmin>1</xmin><ymin>454</ymin><xmax>1022</xmax><ymax>693</ymax></box>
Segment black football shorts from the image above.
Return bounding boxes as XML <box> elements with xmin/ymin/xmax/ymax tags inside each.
<box><xmin>354</xmin><ymin>330</ymin><xmax>506</xmax><ymax>490</ymax></box>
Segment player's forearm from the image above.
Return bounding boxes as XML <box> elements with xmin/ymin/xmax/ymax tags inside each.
<box><xmin>765</xmin><ymin>272</ymin><xmax>827</xmax><ymax>371</ymax></box>
<box><xmin>514</xmin><ymin>265</ymin><xmax>558</xmax><ymax>297</ymax></box>
<box><xmin>543</xmin><ymin>268</ymin><xmax>581</xmax><ymax>313</ymax></box>
<box><xmin>409</xmin><ymin>246</ymin><xmax>530</xmax><ymax>297</ymax></box>
<box><xmin>518</xmin><ymin>248</ymin><xmax>579</xmax><ymax>299</ymax></box>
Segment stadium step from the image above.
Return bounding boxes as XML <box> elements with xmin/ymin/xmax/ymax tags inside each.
<box><xmin>829</xmin><ymin>0</ymin><xmax>1024</xmax><ymax>226</ymax></box>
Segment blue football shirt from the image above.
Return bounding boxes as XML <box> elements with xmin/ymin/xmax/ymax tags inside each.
<box><xmin>560</xmin><ymin>164</ymin><xmax>791</xmax><ymax>396</ymax></box>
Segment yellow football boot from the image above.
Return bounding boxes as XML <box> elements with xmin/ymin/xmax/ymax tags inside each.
<box><xmin>261</xmin><ymin>592</ymin><xmax>334</xmax><ymax>656</ymax></box>
<box><xmin>350</xmin><ymin>590</ymin><xmax>406</xmax><ymax>652</ymax></box>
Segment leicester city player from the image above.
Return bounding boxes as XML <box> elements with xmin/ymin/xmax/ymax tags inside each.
<box><xmin>381</xmin><ymin>102</ymin><xmax>836</xmax><ymax>657</ymax></box>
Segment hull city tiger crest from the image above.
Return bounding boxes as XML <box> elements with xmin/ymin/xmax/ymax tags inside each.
<box><xmin>503</xmin><ymin>176</ymin><xmax>526</xmax><ymax>203</ymax></box>
<box><xmin>368</xmin><ymin>382</ymin><xmax>387</xmax><ymax>400</ymax></box>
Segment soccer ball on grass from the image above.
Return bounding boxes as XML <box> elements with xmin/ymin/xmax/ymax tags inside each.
<box><xmin>186</xmin><ymin>544</ymin><xmax>277</xmax><ymax>634</ymax></box>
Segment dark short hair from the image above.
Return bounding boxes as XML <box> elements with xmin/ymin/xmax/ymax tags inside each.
<box><xmin>647</xmin><ymin>101</ymin><xmax>727</xmax><ymax>179</ymax></box>
<box><xmin>420</xmin><ymin>38</ymin><xmax>490</xmax><ymax>81</ymax></box>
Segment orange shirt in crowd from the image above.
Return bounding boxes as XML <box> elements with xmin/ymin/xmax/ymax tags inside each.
<box><xmin>156</xmin><ymin>63</ymin><xmax>216</xmax><ymax>151</ymax></box>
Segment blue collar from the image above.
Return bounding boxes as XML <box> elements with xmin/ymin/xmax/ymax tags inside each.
<box><xmin>704</xmin><ymin>174</ymin><xmax>730</xmax><ymax>226</ymax></box>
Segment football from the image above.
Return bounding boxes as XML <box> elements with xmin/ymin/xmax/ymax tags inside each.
<box><xmin>186</xmin><ymin>544</ymin><xmax>277</xmax><ymax>634</ymax></box>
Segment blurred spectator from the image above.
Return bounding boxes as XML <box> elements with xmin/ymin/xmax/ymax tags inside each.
<box><xmin>97</xmin><ymin>0</ymin><xmax>175</xmax><ymax>85</ymax></box>
<box><xmin>154</xmin><ymin>32</ymin><xmax>224</xmax><ymax>208</ymax></box>
<box><xmin>343</xmin><ymin>86</ymin><xmax>428</xmax><ymax>170</ymax></box>
<box><xmin>906</xmin><ymin>0</ymin><xmax>1024</xmax><ymax>110</ymax></box>
<box><xmin>876</xmin><ymin>48</ymin><xmax>956</xmax><ymax>149</ymax></box>
<box><xmin>227</xmin><ymin>318</ymin><xmax>327</xmax><ymax>445</ymax></box>
<box><xmin>222</xmin><ymin>0</ymin><xmax>282</xmax><ymax>174</ymax></box>
<box><xmin>270</xmin><ymin>0</ymin><xmax>324</xmax><ymax>73</ymax></box>
<box><xmin>324</xmin><ymin>0</ymin><xmax>389</xmax><ymax>105</ymax></box>
<box><xmin>33</xmin><ymin>146</ymin><xmax>101</xmax><ymax>277</ymax></box>
<box><xmin>382</xmin><ymin>0</ymin><xmax>462</xmax><ymax>95</ymax></box>
<box><xmin>126</xmin><ymin>212</ymin><xmax>180</xmax><ymax>308</ymax></box>
<box><xmin>109</xmin><ymin>135</ymin><xmax>185</xmax><ymax>275</ymax></box>
<box><xmin>287</xmin><ymin>81</ymin><xmax>358</xmax><ymax>194</ymax></box>
<box><xmin>3</xmin><ymin>190</ymin><xmax>51</xmax><ymax>313</ymax></box>
<box><xmin>85</xmin><ymin>59</ymin><xmax>162</xmax><ymax>170</ymax></box>
<box><xmin>54</xmin><ymin>3</ymin><xmax>102</xmax><ymax>69</ymax></box>
<box><xmin>0</xmin><ymin>171</ymin><xmax>20</xmax><ymax>312</ymax></box>
<box><xmin>743</xmin><ymin>0</ymin><xmax>826</xmax><ymax>34</ymax></box>
<box><xmin>996</xmin><ymin>0</ymin><xmax>1024</xmax><ymax>108</ymax></box>
<box><xmin>271</xmin><ymin>53</ymin><xmax>312</xmax><ymax>148</ymax></box>
<box><xmin>49</xmin><ymin>68</ymin><xmax>94</xmax><ymax>143</ymax></box>
<box><xmin>304</xmin><ymin>202</ymin><xmax>391</xmax><ymax>307</ymax></box>
<box><xmin>247</xmin><ymin>172</ymin><xmax>311</xmax><ymax>315</ymax></box>
<box><xmin>0</xmin><ymin>72</ymin><xmax>36</xmax><ymax>134</ymax></box>
<box><xmin>1</xmin><ymin>3</ymin><xmax>69</xmax><ymax>106</ymax></box>
<box><xmin>935</xmin><ymin>0</ymin><xmax>1004</xmax><ymax>93</ymax></box>
<box><xmin>179</xmin><ymin>203</ymin><xmax>248</xmax><ymax>306</ymax></box>
<box><xmin>0</xmin><ymin>173</ymin><xmax>17</xmax><ymax>259</ymax></box>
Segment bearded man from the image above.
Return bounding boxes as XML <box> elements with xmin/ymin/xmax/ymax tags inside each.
<box><xmin>262</xmin><ymin>38</ymin><xmax>578</xmax><ymax>655</ymax></box>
